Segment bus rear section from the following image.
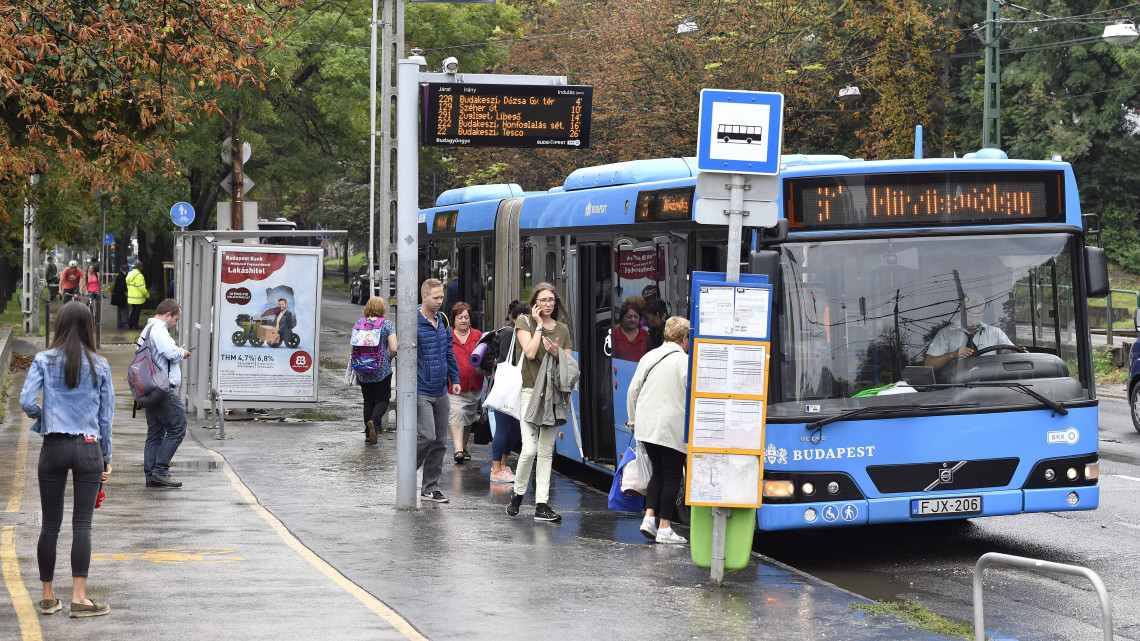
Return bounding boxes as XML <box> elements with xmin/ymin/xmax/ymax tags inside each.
<box><xmin>753</xmin><ymin>159</ymin><xmax>1101</xmax><ymax>530</ymax></box>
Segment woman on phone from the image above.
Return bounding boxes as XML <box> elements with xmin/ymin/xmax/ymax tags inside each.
<box><xmin>20</xmin><ymin>301</ymin><xmax>114</xmax><ymax>617</ymax></box>
<box><xmin>505</xmin><ymin>283</ymin><xmax>573</xmax><ymax>522</ymax></box>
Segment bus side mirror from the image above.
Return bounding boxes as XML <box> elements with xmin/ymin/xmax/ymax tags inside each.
<box><xmin>1085</xmin><ymin>245</ymin><xmax>1109</xmax><ymax>298</ymax></box>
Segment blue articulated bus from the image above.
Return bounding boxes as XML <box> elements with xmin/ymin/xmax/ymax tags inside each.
<box><xmin>420</xmin><ymin>149</ymin><xmax>1108</xmax><ymax>531</ymax></box>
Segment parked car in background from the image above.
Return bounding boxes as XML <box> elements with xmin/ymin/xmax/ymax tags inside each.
<box><xmin>1130</xmin><ymin>309</ymin><xmax>1140</xmax><ymax>433</ymax></box>
<box><xmin>349</xmin><ymin>264</ymin><xmax>378</xmax><ymax>305</ymax></box>
<box><xmin>349</xmin><ymin>265</ymin><xmax>397</xmax><ymax>305</ymax></box>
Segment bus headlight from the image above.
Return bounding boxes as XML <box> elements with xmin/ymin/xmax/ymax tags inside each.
<box><xmin>1044</xmin><ymin>468</ymin><xmax>1055</xmax><ymax>482</ymax></box>
<box><xmin>1066</xmin><ymin>467</ymin><xmax>1079</xmax><ymax>481</ymax></box>
<box><xmin>827</xmin><ymin>481</ymin><xmax>841</xmax><ymax>495</ymax></box>
<box><xmin>1085</xmin><ymin>461</ymin><xmax>1099</xmax><ymax>480</ymax></box>
<box><xmin>801</xmin><ymin>482</ymin><xmax>816</xmax><ymax>496</ymax></box>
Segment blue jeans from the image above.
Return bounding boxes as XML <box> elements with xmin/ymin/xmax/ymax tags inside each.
<box><xmin>416</xmin><ymin>394</ymin><xmax>450</xmax><ymax>493</ymax></box>
<box><xmin>144</xmin><ymin>392</ymin><xmax>186</xmax><ymax>479</ymax></box>
<box><xmin>37</xmin><ymin>434</ymin><xmax>103</xmax><ymax>581</ymax></box>
<box><xmin>490</xmin><ymin>410</ymin><xmax>521</xmax><ymax>461</ymax></box>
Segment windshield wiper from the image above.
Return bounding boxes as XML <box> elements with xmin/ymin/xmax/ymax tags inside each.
<box><xmin>964</xmin><ymin>381</ymin><xmax>1068</xmax><ymax>416</ymax></box>
<box><xmin>804</xmin><ymin>403</ymin><xmax>978</xmax><ymax>431</ymax></box>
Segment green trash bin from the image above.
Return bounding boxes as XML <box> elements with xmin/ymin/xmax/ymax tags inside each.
<box><xmin>689</xmin><ymin>505</ymin><xmax>756</xmax><ymax>571</ymax></box>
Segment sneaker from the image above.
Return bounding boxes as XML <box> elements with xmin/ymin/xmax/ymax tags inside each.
<box><xmin>639</xmin><ymin>515</ymin><xmax>658</xmax><ymax>540</ymax></box>
<box><xmin>69</xmin><ymin>600</ymin><xmax>110</xmax><ymax>618</ymax></box>
<box><xmin>365</xmin><ymin>421</ymin><xmax>377</xmax><ymax>445</ymax></box>
<box><xmin>655</xmin><ymin>527</ymin><xmax>688</xmax><ymax>545</ymax></box>
<box><xmin>534</xmin><ymin>503</ymin><xmax>562</xmax><ymax>522</ymax></box>
<box><xmin>146</xmin><ymin>475</ymin><xmax>182</xmax><ymax>488</ymax></box>
<box><xmin>40</xmin><ymin>598</ymin><xmax>62</xmax><ymax>615</ymax></box>
<box><xmin>489</xmin><ymin>468</ymin><xmax>515</xmax><ymax>484</ymax></box>
<box><xmin>420</xmin><ymin>491</ymin><xmax>449</xmax><ymax>503</ymax></box>
<box><xmin>506</xmin><ymin>493</ymin><xmax>524</xmax><ymax>516</ymax></box>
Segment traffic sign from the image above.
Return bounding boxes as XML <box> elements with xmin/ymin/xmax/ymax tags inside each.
<box><xmin>170</xmin><ymin>202</ymin><xmax>195</xmax><ymax>227</ymax></box>
<box><xmin>103</xmin><ymin>233</ymin><xmax>114</xmax><ymax>246</ymax></box>
<box><xmin>696</xmin><ymin>89</ymin><xmax>784</xmax><ymax>175</ymax></box>
<box><xmin>220</xmin><ymin>138</ymin><xmax>252</xmax><ymax>165</ymax></box>
<box><xmin>219</xmin><ymin>174</ymin><xmax>255</xmax><ymax>197</ymax></box>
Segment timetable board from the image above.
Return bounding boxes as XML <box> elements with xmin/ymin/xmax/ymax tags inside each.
<box><xmin>422</xmin><ymin>83</ymin><xmax>593</xmax><ymax>149</ymax></box>
<box><xmin>685</xmin><ymin>272</ymin><xmax>772</xmax><ymax>509</ymax></box>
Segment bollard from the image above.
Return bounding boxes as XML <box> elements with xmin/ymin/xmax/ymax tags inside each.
<box><xmin>44</xmin><ymin>300</ymin><xmax>50</xmax><ymax>347</ymax></box>
<box><xmin>974</xmin><ymin>552</ymin><xmax>1113</xmax><ymax>641</ymax></box>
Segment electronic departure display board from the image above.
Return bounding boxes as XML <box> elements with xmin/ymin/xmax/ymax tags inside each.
<box><xmin>422</xmin><ymin>83</ymin><xmax>592</xmax><ymax>149</ymax></box>
<box><xmin>786</xmin><ymin>170</ymin><xmax>1066</xmax><ymax>230</ymax></box>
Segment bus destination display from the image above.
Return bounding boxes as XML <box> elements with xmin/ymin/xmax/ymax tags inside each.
<box><xmin>787</xmin><ymin>170</ymin><xmax>1065</xmax><ymax>230</ymax></box>
<box><xmin>422</xmin><ymin>83</ymin><xmax>592</xmax><ymax>149</ymax></box>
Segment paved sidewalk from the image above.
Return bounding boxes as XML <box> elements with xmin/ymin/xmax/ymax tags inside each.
<box><xmin>0</xmin><ymin>336</ymin><xmax>979</xmax><ymax>640</ymax></box>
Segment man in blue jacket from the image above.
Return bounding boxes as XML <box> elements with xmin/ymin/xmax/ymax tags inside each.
<box><xmin>417</xmin><ymin>278</ymin><xmax>461</xmax><ymax>503</ymax></box>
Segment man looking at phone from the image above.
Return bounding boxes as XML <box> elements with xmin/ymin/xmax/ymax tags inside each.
<box><xmin>141</xmin><ymin>298</ymin><xmax>191</xmax><ymax>488</ymax></box>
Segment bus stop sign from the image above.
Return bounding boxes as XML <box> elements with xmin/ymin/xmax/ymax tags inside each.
<box><xmin>696</xmin><ymin>89</ymin><xmax>784</xmax><ymax>175</ymax></box>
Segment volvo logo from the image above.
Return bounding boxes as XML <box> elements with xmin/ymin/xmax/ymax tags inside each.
<box><xmin>925</xmin><ymin>461</ymin><xmax>967</xmax><ymax>491</ymax></box>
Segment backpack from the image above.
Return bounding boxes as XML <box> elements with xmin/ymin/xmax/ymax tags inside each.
<box><xmin>127</xmin><ymin>325</ymin><xmax>171</xmax><ymax>408</ymax></box>
<box><xmin>350</xmin><ymin>317</ymin><xmax>387</xmax><ymax>374</ymax></box>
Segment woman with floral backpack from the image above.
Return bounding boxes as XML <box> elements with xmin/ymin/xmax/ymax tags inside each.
<box><xmin>351</xmin><ymin>296</ymin><xmax>397</xmax><ymax>444</ymax></box>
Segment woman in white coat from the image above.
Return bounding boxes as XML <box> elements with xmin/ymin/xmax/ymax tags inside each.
<box><xmin>626</xmin><ymin>316</ymin><xmax>691</xmax><ymax>544</ymax></box>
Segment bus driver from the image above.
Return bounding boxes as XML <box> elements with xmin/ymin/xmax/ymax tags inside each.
<box><xmin>924</xmin><ymin>291</ymin><xmax>1016</xmax><ymax>370</ymax></box>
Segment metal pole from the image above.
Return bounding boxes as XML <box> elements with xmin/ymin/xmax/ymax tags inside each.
<box><xmin>395</xmin><ymin>56</ymin><xmax>425</xmax><ymax>508</ymax></box>
<box><xmin>1106</xmin><ymin>293</ymin><xmax>1114</xmax><ymax>346</ymax></box>
<box><xmin>368</xmin><ymin>0</ymin><xmax>379</xmax><ymax>301</ymax></box>
<box><xmin>982</xmin><ymin>0</ymin><xmax>1001</xmax><ymax>148</ymax></box>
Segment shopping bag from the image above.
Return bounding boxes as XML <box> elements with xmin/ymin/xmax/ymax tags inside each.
<box><xmin>482</xmin><ymin>333</ymin><xmax>523</xmax><ymax>419</ymax></box>
<box><xmin>343</xmin><ymin>361</ymin><xmax>357</xmax><ymax>386</ymax></box>
<box><xmin>608</xmin><ymin>446</ymin><xmax>645</xmax><ymax>512</ymax></box>
<box><xmin>621</xmin><ymin>441</ymin><xmax>651</xmax><ymax>497</ymax></box>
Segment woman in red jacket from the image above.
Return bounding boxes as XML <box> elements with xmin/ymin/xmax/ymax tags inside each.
<box><xmin>449</xmin><ymin>302</ymin><xmax>484</xmax><ymax>463</ymax></box>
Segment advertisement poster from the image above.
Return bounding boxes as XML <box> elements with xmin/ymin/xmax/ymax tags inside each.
<box><xmin>213</xmin><ymin>246</ymin><xmax>322</xmax><ymax>404</ymax></box>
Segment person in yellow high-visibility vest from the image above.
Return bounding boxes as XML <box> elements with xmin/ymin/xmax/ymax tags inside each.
<box><xmin>125</xmin><ymin>263</ymin><xmax>147</xmax><ymax>329</ymax></box>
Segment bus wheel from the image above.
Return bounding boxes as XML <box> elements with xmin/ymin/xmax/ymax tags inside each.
<box><xmin>722</xmin><ymin>136</ymin><xmax>730</xmax><ymax>144</ymax></box>
<box><xmin>745</xmin><ymin>138</ymin><xmax>753</xmax><ymax>144</ymax></box>
<box><xmin>231</xmin><ymin>331</ymin><xmax>247</xmax><ymax>347</ymax></box>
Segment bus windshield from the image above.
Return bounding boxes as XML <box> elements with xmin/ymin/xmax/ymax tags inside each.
<box><xmin>770</xmin><ymin>232</ymin><xmax>1088</xmax><ymax>419</ymax></box>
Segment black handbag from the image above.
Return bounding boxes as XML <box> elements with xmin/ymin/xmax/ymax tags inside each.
<box><xmin>472</xmin><ymin>408</ymin><xmax>492</xmax><ymax>445</ymax></box>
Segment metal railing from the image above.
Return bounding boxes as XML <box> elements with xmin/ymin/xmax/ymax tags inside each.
<box><xmin>973</xmin><ymin>552</ymin><xmax>1112</xmax><ymax>641</ymax></box>
<box><xmin>1101</xmin><ymin>289</ymin><xmax>1140</xmax><ymax>345</ymax></box>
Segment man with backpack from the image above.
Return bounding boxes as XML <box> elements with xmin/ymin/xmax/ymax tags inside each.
<box><xmin>140</xmin><ymin>299</ymin><xmax>190</xmax><ymax>488</ymax></box>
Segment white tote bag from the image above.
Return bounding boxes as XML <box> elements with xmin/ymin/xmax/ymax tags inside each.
<box><xmin>482</xmin><ymin>330</ymin><xmax>524</xmax><ymax>419</ymax></box>
<box><xmin>621</xmin><ymin>441</ymin><xmax>652</xmax><ymax>496</ymax></box>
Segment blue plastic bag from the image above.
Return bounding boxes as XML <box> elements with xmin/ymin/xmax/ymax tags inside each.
<box><xmin>607</xmin><ymin>446</ymin><xmax>645</xmax><ymax>512</ymax></box>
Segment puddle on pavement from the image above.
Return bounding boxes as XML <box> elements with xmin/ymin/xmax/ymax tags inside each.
<box><xmin>791</xmin><ymin>566</ymin><xmax>911</xmax><ymax>603</ymax></box>
<box><xmin>169</xmin><ymin>460</ymin><xmax>220</xmax><ymax>470</ymax></box>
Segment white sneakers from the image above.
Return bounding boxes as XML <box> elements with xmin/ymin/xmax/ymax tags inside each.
<box><xmin>640</xmin><ymin>515</ymin><xmax>687</xmax><ymax>545</ymax></box>
<box><xmin>655</xmin><ymin>527</ymin><xmax>688</xmax><ymax>545</ymax></box>
<box><xmin>639</xmin><ymin>515</ymin><xmax>658</xmax><ymax>540</ymax></box>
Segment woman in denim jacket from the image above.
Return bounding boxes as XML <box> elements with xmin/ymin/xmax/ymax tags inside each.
<box><xmin>20</xmin><ymin>302</ymin><xmax>114</xmax><ymax>618</ymax></box>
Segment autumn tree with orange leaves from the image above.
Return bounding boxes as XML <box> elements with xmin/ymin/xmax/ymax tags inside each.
<box><xmin>0</xmin><ymin>0</ymin><xmax>299</xmax><ymax>225</ymax></box>
<box><xmin>439</xmin><ymin>0</ymin><xmax>955</xmax><ymax>192</ymax></box>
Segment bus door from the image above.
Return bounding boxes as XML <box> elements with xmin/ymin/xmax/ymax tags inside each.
<box><xmin>572</xmin><ymin>241</ymin><xmax>617</xmax><ymax>466</ymax></box>
<box><xmin>456</xmin><ymin>242</ymin><xmax>489</xmax><ymax>330</ymax></box>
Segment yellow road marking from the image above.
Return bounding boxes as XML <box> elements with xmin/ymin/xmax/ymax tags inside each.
<box><xmin>206</xmin><ymin>450</ymin><xmax>426</xmax><ymax>640</ymax></box>
<box><xmin>5</xmin><ymin>427</ymin><xmax>29</xmax><ymax>513</ymax></box>
<box><xmin>91</xmin><ymin>548</ymin><xmax>245</xmax><ymax>564</ymax></box>
<box><xmin>2</xmin><ymin>526</ymin><xmax>42</xmax><ymax>641</ymax></box>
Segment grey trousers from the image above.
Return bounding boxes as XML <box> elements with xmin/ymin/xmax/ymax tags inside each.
<box><xmin>416</xmin><ymin>393</ymin><xmax>450</xmax><ymax>494</ymax></box>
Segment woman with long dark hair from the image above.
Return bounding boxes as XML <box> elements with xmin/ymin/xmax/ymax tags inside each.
<box><xmin>20</xmin><ymin>301</ymin><xmax>114</xmax><ymax>617</ymax></box>
<box><xmin>505</xmin><ymin>282</ymin><xmax>573</xmax><ymax>522</ymax></box>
